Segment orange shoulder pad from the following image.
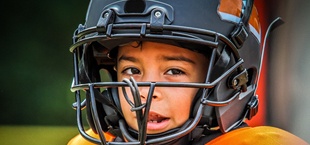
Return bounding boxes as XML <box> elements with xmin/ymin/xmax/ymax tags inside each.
<box><xmin>67</xmin><ymin>129</ymin><xmax>115</xmax><ymax>145</ymax></box>
<box><xmin>206</xmin><ymin>126</ymin><xmax>309</xmax><ymax>145</ymax></box>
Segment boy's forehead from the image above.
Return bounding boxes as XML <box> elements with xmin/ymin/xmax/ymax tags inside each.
<box><xmin>117</xmin><ymin>41</ymin><xmax>193</xmax><ymax>57</ymax></box>
<box><xmin>115</xmin><ymin>41</ymin><xmax>212</xmax><ymax>62</ymax></box>
<box><xmin>118</xmin><ymin>41</ymin><xmax>187</xmax><ymax>51</ymax></box>
<box><xmin>108</xmin><ymin>40</ymin><xmax>212</xmax><ymax>60</ymax></box>
<box><xmin>117</xmin><ymin>41</ymin><xmax>208</xmax><ymax>64</ymax></box>
<box><xmin>118</xmin><ymin>41</ymin><xmax>212</xmax><ymax>54</ymax></box>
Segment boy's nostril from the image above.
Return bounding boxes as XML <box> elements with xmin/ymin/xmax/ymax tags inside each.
<box><xmin>140</xmin><ymin>95</ymin><xmax>146</xmax><ymax>99</ymax></box>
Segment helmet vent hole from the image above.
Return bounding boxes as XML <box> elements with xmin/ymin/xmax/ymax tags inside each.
<box><xmin>124</xmin><ymin>0</ymin><xmax>146</xmax><ymax>13</ymax></box>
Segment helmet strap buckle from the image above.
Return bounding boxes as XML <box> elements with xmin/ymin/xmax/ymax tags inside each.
<box><xmin>228</xmin><ymin>68</ymin><xmax>248</xmax><ymax>91</ymax></box>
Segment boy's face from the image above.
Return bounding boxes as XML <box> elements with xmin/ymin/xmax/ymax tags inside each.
<box><xmin>116</xmin><ymin>41</ymin><xmax>209</xmax><ymax>134</ymax></box>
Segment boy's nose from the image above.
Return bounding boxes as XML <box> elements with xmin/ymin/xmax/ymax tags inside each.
<box><xmin>138</xmin><ymin>71</ymin><xmax>163</xmax><ymax>100</ymax></box>
<box><xmin>139</xmin><ymin>86</ymin><xmax>161</xmax><ymax>101</ymax></box>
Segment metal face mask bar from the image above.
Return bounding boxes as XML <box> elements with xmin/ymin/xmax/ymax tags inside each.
<box><xmin>71</xmin><ymin>58</ymin><xmax>246</xmax><ymax>145</ymax></box>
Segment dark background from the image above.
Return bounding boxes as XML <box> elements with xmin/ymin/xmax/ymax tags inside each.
<box><xmin>1</xmin><ymin>0</ymin><xmax>309</xmax><ymax>144</ymax></box>
<box><xmin>1</xmin><ymin>0</ymin><xmax>88</xmax><ymax>126</ymax></box>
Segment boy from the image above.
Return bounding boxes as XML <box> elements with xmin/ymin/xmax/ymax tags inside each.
<box><xmin>68</xmin><ymin>0</ymin><xmax>309</xmax><ymax>144</ymax></box>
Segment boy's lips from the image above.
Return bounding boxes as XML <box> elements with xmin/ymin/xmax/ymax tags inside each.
<box><xmin>146</xmin><ymin>111</ymin><xmax>170</xmax><ymax>131</ymax></box>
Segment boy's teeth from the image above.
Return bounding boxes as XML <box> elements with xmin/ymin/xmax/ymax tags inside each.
<box><xmin>148</xmin><ymin>119</ymin><xmax>164</xmax><ymax>123</ymax></box>
<box><xmin>148</xmin><ymin>113</ymin><xmax>167</xmax><ymax>123</ymax></box>
<box><xmin>149</xmin><ymin>120</ymin><xmax>158</xmax><ymax>123</ymax></box>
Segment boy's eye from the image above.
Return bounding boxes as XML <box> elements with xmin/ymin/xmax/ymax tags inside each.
<box><xmin>166</xmin><ymin>69</ymin><xmax>184</xmax><ymax>75</ymax></box>
<box><xmin>122</xmin><ymin>67</ymin><xmax>140</xmax><ymax>75</ymax></box>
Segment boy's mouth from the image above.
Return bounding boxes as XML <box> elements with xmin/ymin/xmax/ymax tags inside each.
<box><xmin>146</xmin><ymin>112</ymin><xmax>169</xmax><ymax>131</ymax></box>
<box><xmin>147</xmin><ymin>114</ymin><xmax>168</xmax><ymax>123</ymax></box>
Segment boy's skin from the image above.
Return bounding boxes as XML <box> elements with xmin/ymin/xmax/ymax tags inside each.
<box><xmin>117</xmin><ymin>41</ymin><xmax>209</xmax><ymax>134</ymax></box>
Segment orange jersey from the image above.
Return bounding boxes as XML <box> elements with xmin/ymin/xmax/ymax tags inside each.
<box><xmin>68</xmin><ymin>126</ymin><xmax>308</xmax><ymax>145</ymax></box>
<box><xmin>67</xmin><ymin>129</ymin><xmax>114</xmax><ymax>145</ymax></box>
<box><xmin>206</xmin><ymin>126</ymin><xmax>309</xmax><ymax>145</ymax></box>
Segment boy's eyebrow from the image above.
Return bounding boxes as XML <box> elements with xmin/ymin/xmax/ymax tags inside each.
<box><xmin>118</xmin><ymin>55</ymin><xmax>137</xmax><ymax>62</ymax></box>
<box><xmin>162</xmin><ymin>55</ymin><xmax>196</xmax><ymax>64</ymax></box>
<box><xmin>118</xmin><ymin>54</ymin><xmax>196</xmax><ymax>64</ymax></box>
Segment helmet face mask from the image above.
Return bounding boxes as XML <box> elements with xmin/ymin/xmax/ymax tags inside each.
<box><xmin>69</xmin><ymin>0</ymin><xmax>261</xmax><ymax>144</ymax></box>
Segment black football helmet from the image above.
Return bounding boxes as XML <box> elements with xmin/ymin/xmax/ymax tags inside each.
<box><xmin>69</xmin><ymin>0</ymin><xmax>263</xmax><ymax>144</ymax></box>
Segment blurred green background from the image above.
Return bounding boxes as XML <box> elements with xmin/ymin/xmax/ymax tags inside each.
<box><xmin>0</xmin><ymin>0</ymin><xmax>88</xmax><ymax>144</ymax></box>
